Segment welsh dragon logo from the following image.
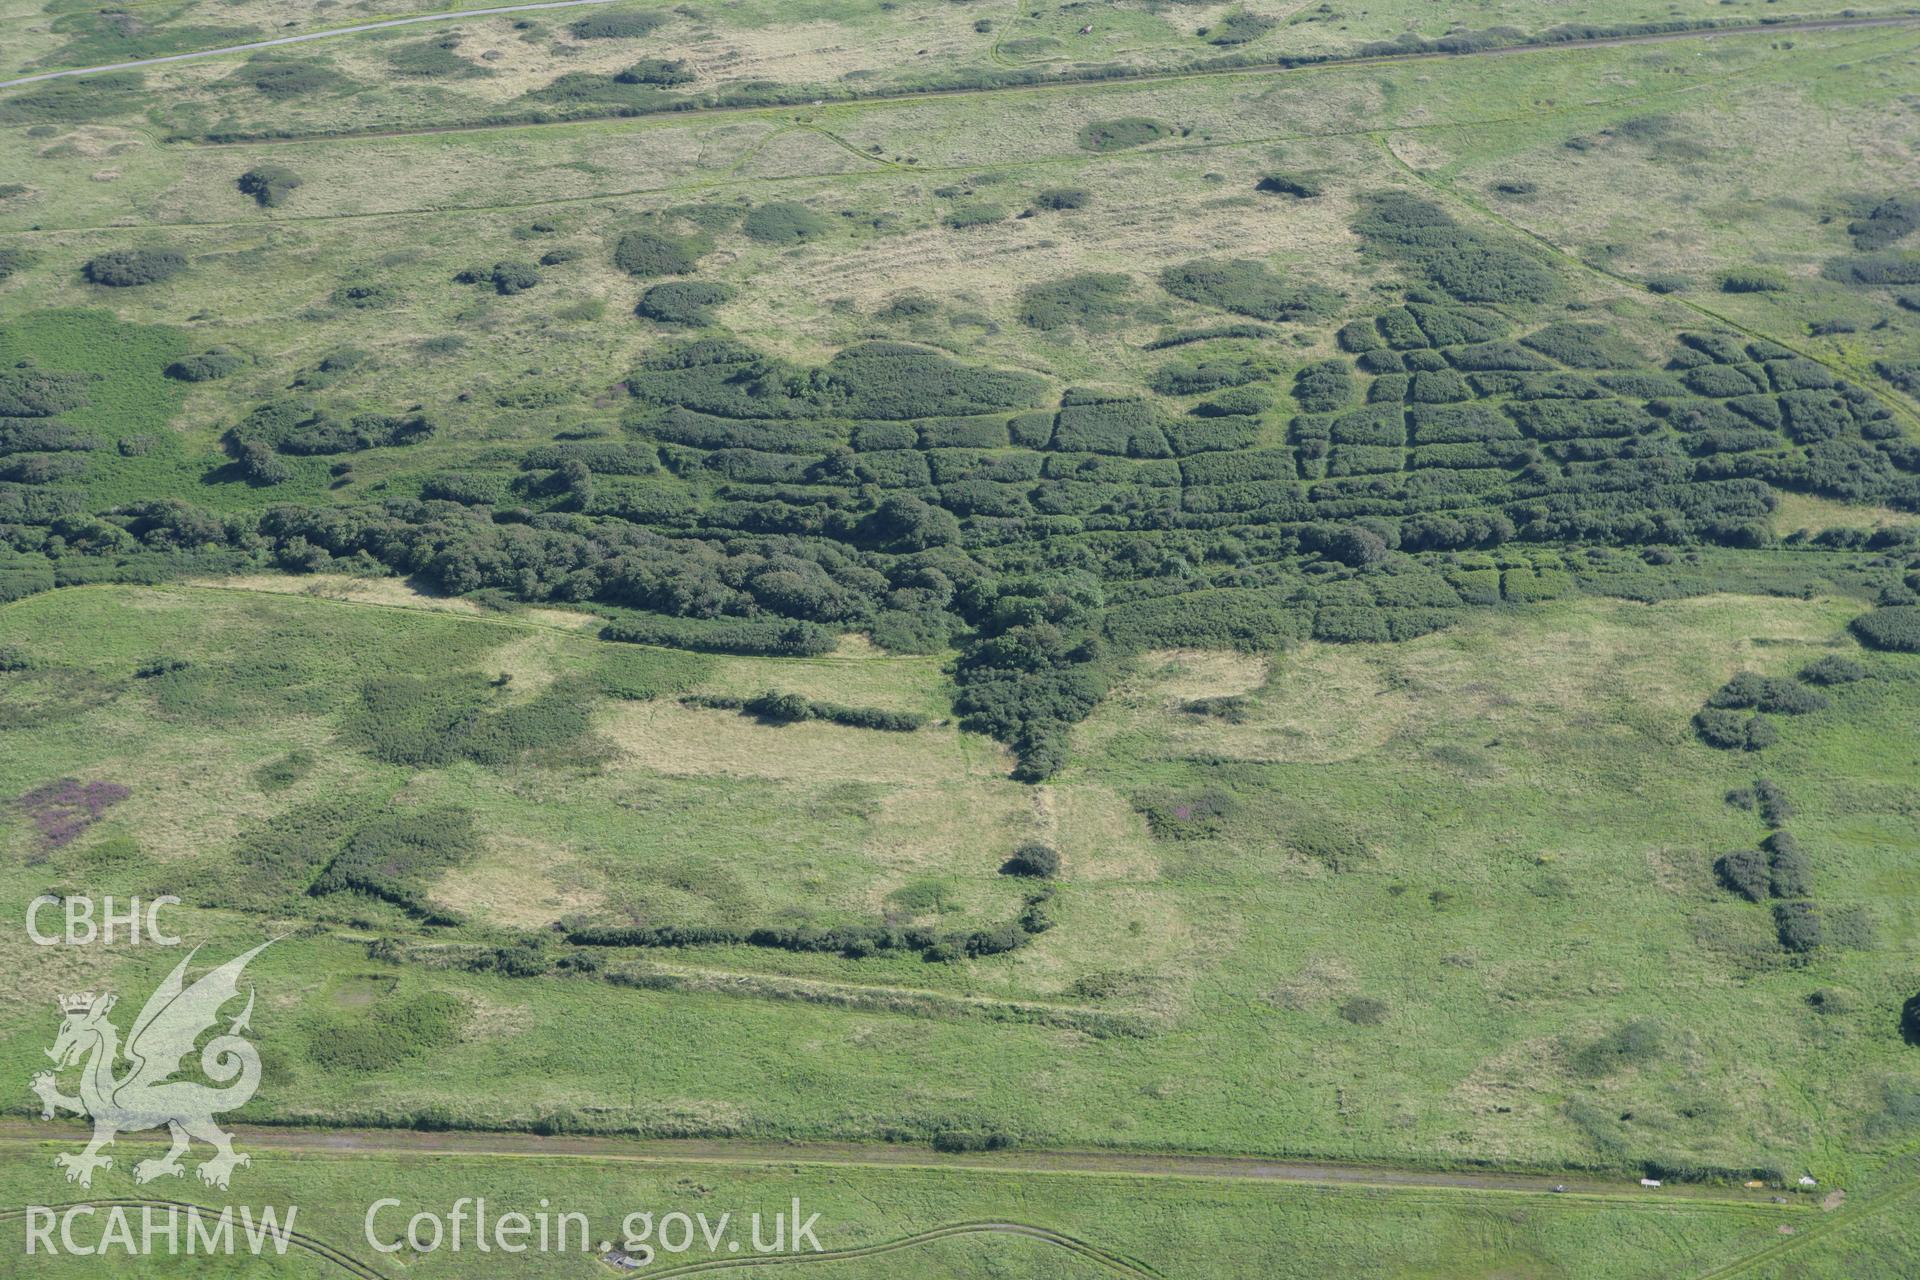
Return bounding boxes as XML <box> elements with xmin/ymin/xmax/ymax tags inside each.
<box><xmin>31</xmin><ymin>941</ymin><xmax>272</xmax><ymax>1190</ymax></box>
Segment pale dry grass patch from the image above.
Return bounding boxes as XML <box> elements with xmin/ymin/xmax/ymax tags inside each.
<box><xmin>861</xmin><ymin>782</ymin><xmax>1029</xmax><ymax>878</ymax></box>
<box><xmin>600</xmin><ymin>700</ymin><xmax>1011</xmax><ymax>784</ymax></box>
<box><xmin>192</xmin><ymin>573</ymin><xmax>487</xmax><ymax>614</ymax></box>
<box><xmin>1139</xmin><ymin>648</ymin><xmax>1270</xmax><ymax>702</ymax></box>
<box><xmin>693</xmin><ymin>645</ymin><xmax>948</xmax><ymax>715</ymax></box>
<box><xmin>991</xmin><ymin>882</ymin><xmax>1198</xmax><ymax>1008</ymax></box>
<box><xmin>1770</xmin><ymin>492</ymin><xmax>1914</xmax><ymax>537</ymax></box>
<box><xmin>1034</xmin><ymin>784</ymin><xmax>1161</xmax><ymax>884</ymax></box>
<box><xmin>55</xmin><ymin>708</ymin><xmax>350</xmax><ymax>865</ymax></box>
<box><xmin>1114</xmin><ymin>640</ymin><xmax>1408</xmax><ymax>765</ymax></box>
<box><xmin>430</xmin><ymin>832</ymin><xmax>604</xmax><ymax>926</ymax></box>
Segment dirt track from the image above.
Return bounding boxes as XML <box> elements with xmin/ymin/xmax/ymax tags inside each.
<box><xmin>0</xmin><ymin>1120</ymin><xmax>1806</xmax><ymax>1206</ymax></box>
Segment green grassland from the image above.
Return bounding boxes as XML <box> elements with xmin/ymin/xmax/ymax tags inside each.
<box><xmin>4</xmin><ymin>580</ymin><xmax>1920</xmax><ymax>1184</ymax></box>
<box><xmin>4</xmin><ymin>7</ymin><xmax>1920</xmax><ymax>1277</ymax></box>
<box><xmin>5</xmin><ymin>0</ymin><xmax>1916</xmax><ymax>136</ymax></box>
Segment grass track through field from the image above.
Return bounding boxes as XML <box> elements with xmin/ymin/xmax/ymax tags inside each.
<box><xmin>0</xmin><ymin>1123</ymin><xmax>1812</xmax><ymax>1208</ymax></box>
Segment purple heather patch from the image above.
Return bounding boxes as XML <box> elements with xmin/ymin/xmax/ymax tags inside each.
<box><xmin>16</xmin><ymin>778</ymin><xmax>131</xmax><ymax>850</ymax></box>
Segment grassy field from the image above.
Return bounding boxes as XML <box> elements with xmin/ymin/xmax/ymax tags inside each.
<box><xmin>4</xmin><ymin>580</ymin><xmax>1918</xmax><ymax>1187</ymax></box>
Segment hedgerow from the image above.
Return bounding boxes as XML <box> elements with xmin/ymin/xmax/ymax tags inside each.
<box><xmin>569</xmin><ymin>887</ymin><xmax>1058</xmax><ymax>962</ymax></box>
<box><xmin>685</xmin><ymin>690</ymin><xmax>927</xmax><ymax>731</ymax></box>
<box><xmin>602</xmin><ymin>614</ymin><xmax>837</xmax><ymax>656</ymax></box>
<box><xmin>1293</xmin><ymin>360</ymin><xmax>1354</xmax><ymax>413</ymax></box>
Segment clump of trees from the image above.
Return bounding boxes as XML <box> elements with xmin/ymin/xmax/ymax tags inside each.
<box><xmin>1203</xmin><ymin>10</ymin><xmax>1275</xmax><ymax>44</ymax></box>
<box><xmin>1715</xmin><ymin>847</ymin><xmax>1768</xmax><ymax>902</ymax></box>
<box><xmin>1293</xmin><ymin>360</ymin><xmax>1354</xmax><ymax>413</ymax></box>
<box><xmin>1001</xmin><ymin>842</ymin><xmax>1060</xmax><ymax>878</ymax></box>
<box><xmin>571</xmin><ymin>12</ymin><xmax>666</xmax><ymax>38</ymax></box>
<box><xmin>489</xmin><ymin>260</ymin><xmax>540</xmax><ymax>294</ymax></box>
<box><xmin>83</xmin><ymin>248</ymin><xmax>185</xmax><ymax>287</ymax></box>
<box><xmin>1800</xmin><ymin>654</ymin><xmax>1867</xmax><ymax>685</ymax></box>
<box><xmin>331</xmin><ymin>279</ymin><xmax>398</xmax><ymax>309</ymax></box>
<box><xmin>1707</xmin><ymin>670</ymin><xmax>1829</xmax><ymax>715</ymax></box>
<box><xmin>227</xmin><ymin>397</ymin><xmax>434</xmax><ymax>458</ymax></box>
<box><xmin>742</xmin><ymin>201</ymin><xmax>829</xmax><ymax>245</ymax></box>
<box><xmin>1159</xmin><ymin>258</ymin><xmax>1341</xmax><ymax>323</ymax></box>
<box><xmin>241</xmin><ymin>57</ymin><xmax>351</xmax><ymax>99</ymax></box>
<box><xmin>1774</xmin><ymin>901</ymin><xmax>1822</xmax><ymax>953</ymax></box>
<box><xmin>1019</xmin><ymin>273</ymin><xmax>1132</xmax><ymax>331</ymax></box>
<box><xmin>1693</xmin><ymin>708</ymin><xmax>1778</xmax><ymax>752</ymax></box>
<box><xmin>1031</xmin><ymin>187</ymin><xmax>1089</xmax><ymax>211</ymax></box>
<box><xmin>616</xmin><ymin>58</ymin><xmax>693</xmax><ymax>86</ymax></box>
<box><xmin>237</xmin><ymin>164</ymin><xmax>303</xmax><ymax>207</ymax></box>
<box><xmin>1351</xmin><ymin>192</ymin><xmax>1556</xmax><ymax>303</ymax></box>
<box><xmin>1853</xmin><ymin>606</ymin><xmax>1920</xmax><ymax>652</ymax></box>
<box><xmin>1720</xmin><ymin>269</ymin><xmax>1788</xmax><ymax>294</ymax></box>
<box><xmin>613</xmin><ymin>228</ymin><xmax>707</xmax><ymax>277</ymax></box>
<box><xmin>1255</xmin><ymin>172</ymin><xmax>1321</xmax><ymax>198</ymax></box>
<box><xmin>637</xmin><ymin>280</ymin><xmax>733</xmax><ymax>325</ymax></box>
<box><xmin>944</xmin><ymin>202</ymin><xmax>1005</xmax><ymax>229</ymax></box>
<box><xmin>165</xmin><ymin>351</ymin><xmax>243</xmax><ymax>382</ymax></box>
